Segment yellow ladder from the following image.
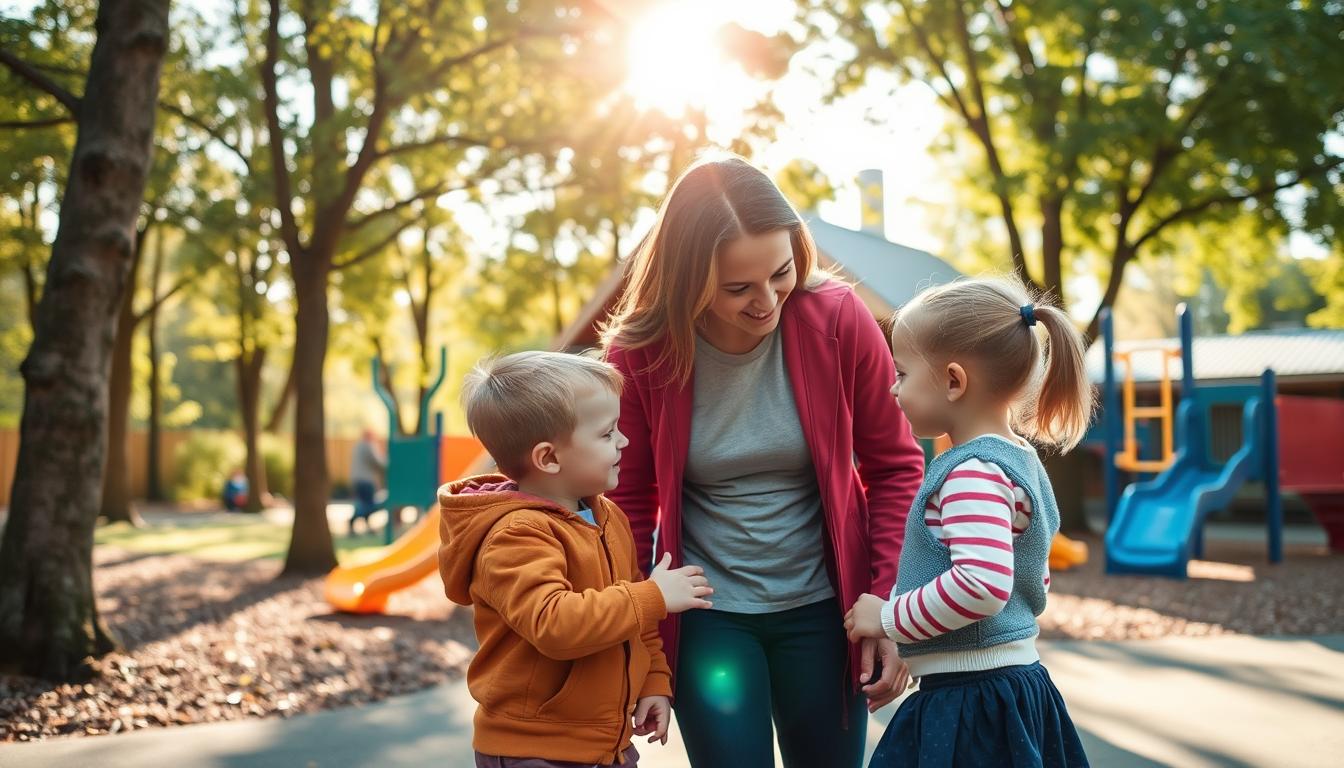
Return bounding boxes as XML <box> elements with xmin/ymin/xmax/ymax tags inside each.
<box><xmin>1113</xmin><ymin>346</ymin><xmax>1182</xmax><ymax>473</ymax></box>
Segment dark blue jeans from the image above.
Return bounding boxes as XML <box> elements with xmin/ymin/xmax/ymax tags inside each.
<box><xmin>352</xmin><ymin>480</ymin><xmax>379</xmax><ymax>524</ymax></box>
<box><xmin>674</xmin><ymin>597</ymin><xmax>866</xmax><ymax>768</ymax></box>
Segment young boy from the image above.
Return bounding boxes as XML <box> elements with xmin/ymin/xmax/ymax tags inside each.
<box><xmin>439</xmin><ymin>351</ymin><xmax>714</xmax><ymax>767</ymax></box>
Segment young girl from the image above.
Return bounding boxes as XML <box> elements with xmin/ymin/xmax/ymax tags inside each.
<box><xmin>845</xmin><ymin>277</ymin><xmax>1092</xmax><ymax>767</ymax></box>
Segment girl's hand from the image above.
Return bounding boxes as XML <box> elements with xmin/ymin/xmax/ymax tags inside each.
<box><xmin>844</xmin><ymin>593</ymin><xmax>888</xmax><ymax>641</ymax></box>
<box><xmin>632</xmin><ymin>694</ymin><xmax>672</xmax><ymax>744</ymax></box>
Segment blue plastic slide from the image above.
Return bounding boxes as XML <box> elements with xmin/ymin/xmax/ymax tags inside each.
<box><xmin>1105</xmin><ymin>397</ymin><xmax>1263</xmax><ymax>578</ymax></box>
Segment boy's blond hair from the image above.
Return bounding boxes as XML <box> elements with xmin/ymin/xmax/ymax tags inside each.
<box><xmin>462</xmin><ymin>351</ymin><xmax>624</xmax><ymax>478</ymax></box>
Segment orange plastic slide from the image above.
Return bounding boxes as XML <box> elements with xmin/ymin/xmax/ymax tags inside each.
<box><xmin>324</xmin><ymin>436</ymin><xmax>485</xmax><ymax>614</ymax></box>
<box><xmin>1049</xmin><ymin>531</ymin><xmax>1089</xmax><ymax>571</ymax></box>
<box><xmin>324</xmin><ymin>509</ymin><xmax>442</xmax><ymax>614</ymax></box>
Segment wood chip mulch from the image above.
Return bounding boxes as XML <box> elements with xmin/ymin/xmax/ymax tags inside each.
<box><xmin>1</xmin><ymin>546</ymin><xmax>475</xmax><ymax>742</ymax></box>
<box><xmin>3</xmin><ymin>533</ymin><xmax>1340</xmax><ymax>742</ymax></box>
<box><xmin>1041</xmin><ymin>534</ymin><xmax>1344</xmax><ymax>640</ymax></box>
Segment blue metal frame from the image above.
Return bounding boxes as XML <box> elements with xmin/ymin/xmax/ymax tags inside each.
<box><xmin>371</xmin><ymin>347</ymin><xmax>449</xmax><ymax>544</ymax></box>
<box><xmin>1263</xmin><ymin>369</ymin><xmax>1283</xmax><ymax>564</ymax></box>
<box><xmin>1101</xmin><ymin>308</ymin><xmax>1120</xmax><ymax>523</ymax></box>
<box><xmin>1101</xmin><ymin>305</ymin><xmax>1283</xmax><ymax>576</ymax></box>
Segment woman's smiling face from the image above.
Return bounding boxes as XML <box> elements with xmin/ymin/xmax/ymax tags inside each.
<box><xmin>700</xmin><ymin>228</ymin><xmax>797</xmax><ymax>351</ymax></box>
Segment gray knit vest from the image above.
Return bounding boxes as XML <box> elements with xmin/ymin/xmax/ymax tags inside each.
<box><xmin>895</xmin><ymin>435</ymin><xmax>1057</xmax><ymax>656</ymax></box>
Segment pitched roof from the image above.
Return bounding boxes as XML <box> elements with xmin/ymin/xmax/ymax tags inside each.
<box><xmin>1085</xmin><ymin>328</ymin><xmax>1344</xmax><ymax>383</ymax></box>
<box><xmin>806</xmin><ymin>217</ymin><xmax>961</xmax><ymax>311</ymax></box>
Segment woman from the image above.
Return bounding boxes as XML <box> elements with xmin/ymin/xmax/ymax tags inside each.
<box><xmin>602</xmin><ymin>155</ymin><xmax>925</xmax><ymax>766</ymax></box>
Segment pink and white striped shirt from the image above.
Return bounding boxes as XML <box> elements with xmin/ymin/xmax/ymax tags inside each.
<box><xmin>880</xmin><ymin>457</ymin><xmax>1050</xmax><ymax>645</ymax></box>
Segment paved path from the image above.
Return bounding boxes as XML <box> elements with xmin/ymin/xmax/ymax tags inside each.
<box><xmin>5</xmin><ymin>635</ymin><xmax>1342</xmax><ymax>767</ymax></box>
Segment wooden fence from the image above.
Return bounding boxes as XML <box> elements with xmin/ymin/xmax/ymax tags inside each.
<box><xmin>0</xmin><ymin>429</ymin><xmax>366</xmax><ymax>507</ymax></box>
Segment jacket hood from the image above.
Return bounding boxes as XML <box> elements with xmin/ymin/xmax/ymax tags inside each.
<box><xmin>437</xmin><ymin>473</ymin><xmax>571</xmax><ymax>604</ymax></box>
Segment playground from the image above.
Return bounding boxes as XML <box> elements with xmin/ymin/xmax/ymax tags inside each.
<box><xmin>4</xmin><ymin>0</ymin><xmax>1344</xmax><ymax>766</ymax></box>
<box><xmin>4</xmin><ymin>296</ymin><xmax>1344</xmax><ymax>764</ymax></box>
<box><xmin>5</xmin><ymin>201</ymin><xmax>1344</xmax><ymax>768</ymax></box>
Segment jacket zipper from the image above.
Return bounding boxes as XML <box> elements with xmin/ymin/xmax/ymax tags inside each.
<box><xmin>599</xmin><ymin>520</ymin><xmax>632</xmax><ymax>763</ymax></box>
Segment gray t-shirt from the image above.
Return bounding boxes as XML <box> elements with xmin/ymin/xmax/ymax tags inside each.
<box><xmin>350</xmin><ymin>441</ymin><xmax>386</xmax><ymax>486</ymax></box>
<box><xmin>681</xmin><ymin>330</ymin><xmax>835</xmax><ymax>614</ymax></box>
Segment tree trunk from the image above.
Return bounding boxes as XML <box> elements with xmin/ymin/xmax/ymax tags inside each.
<box><xmin>99</xmin><ymin>266</ymin><xmax>144</xmax><ymax>526</ymax></box>
<box><xmin>548</xmin><ymin>239</ymin><xmax>565</xmax><ymax>337</ymax></box>
<box><xmin>0</xmin><ymin>0</ymin><xmax>171</xmax><ymax>681</ymax></box>
<box><xmin>235</xmin><ymin>348</ymin><xmax>268</xmax><ymax>514</ymax></box>
<box><xmin>20</xmin><ymin>183</ymin><xmax>42</xmax><ymax>330</ymax></box>
<box><xmin>99</xmin><ymin>225</ymin><xmax>147</xmax><ymax>526</ymax></box>
<box><xmin>263</xmin><ymin>356</ymin><xmax>296</xmax><ymax>433</ymax></box>
<box><xmin>145</xmin><ymin>226</ymin><xmax>165</xmax><ymax>502</ymax></box>
<box><xmin>1085</xmin><ymin>242</ymin><xmax>1137</xmax><ymax>342</ymax></box>
<box><xmin>281</xmin><ymin>257</ymin><xmax>337</xmax><ymax>575</ymax></box>
<box><xmin>1040</xmin><ymin>194</ymin><xmax>1065</xmax><ymax>304</ymax></box>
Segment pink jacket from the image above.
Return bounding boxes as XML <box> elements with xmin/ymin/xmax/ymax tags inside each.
<box><xmin>606</xmin><ymin>281</ymin><xmax>925</xmax><ymax>687</ymax></box>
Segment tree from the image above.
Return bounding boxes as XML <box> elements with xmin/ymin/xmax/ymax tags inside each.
<box><xmin>811</xmin><ymin>0</ymin><xmax>1344</xmax><ymax>337</ymax></box>
<box><xmin>775</xmin><ymin>158</ymin><xmax>839</xmax><ymax>214</ymax></box>
<box><xmin>156</xmin><ymin>26</ymin><xmax>293</xmax><ymax>514</ymax></box>
<box><xmin>0</xmin><ymin>2</ymin><xmax>86</xmax><ymax>339</ymax></box>
<box><xmin>0</xmin><ymin>0</ymin><xmax>173</xmax><ymax>680</ymax></box>
<box><xmin>177</xmin><ymin>192</ymin><xmax>292</xmax><ymax>514</ymax></box>
<box><xmin>336</xmin><ymin>208</ymin><xmax>466</xmax><ymax>437</ymax></box>
<box><xmin>99</xmin><ymin>8</ymin><xmax>232</xmax><ymax>519</ymax></box>
<box><xmin>143</xmin><ymin>221</ymin><xmax>170</xmax><ymax>501</ymax></box>
<box><xmin>233</xmin><ymin>0</ymin><xmax>667</xmax><ymax>574</ymax></box>
<box><xmin>4</xmin><ymin>4</ymin><xmax>213</xmax><ymax>523</ymax></box>
<box><xmin>100</xmin><ymin>193</ymin><xmax>197</xmax><ymax>525</ymax></box>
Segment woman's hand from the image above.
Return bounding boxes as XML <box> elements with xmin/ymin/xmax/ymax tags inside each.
<box><xmin>846</xmin><ymin>594</ymin><xmax>912</xmax><ymax>710</ymax></box>
<box><xmin>858</xmin><ymin>637</ymin><xmax>911</xmax><ymax>712</ymax></box>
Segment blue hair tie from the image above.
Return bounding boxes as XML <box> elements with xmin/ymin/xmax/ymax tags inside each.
<box><xmin>1020</xmin><ymin>304</ymin><xmax>1037</xmax><ymax>327</ymax></box>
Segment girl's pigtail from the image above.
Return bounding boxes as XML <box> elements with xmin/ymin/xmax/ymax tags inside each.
<box><xmin>1024</xmin><ymin>303</ymin><xmax>1093</xmax><ymax>450</ymax></box>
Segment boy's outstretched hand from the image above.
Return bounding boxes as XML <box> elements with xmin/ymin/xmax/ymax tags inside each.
<box><xmin>649</xmin><ymin>552</ymin><xmax>714</xmax><ymax>613</ymax></box>
<box><xmin>632</xmin><ymin>694</ymin><xmax>672</xmax><ymax>744</ymax></box>
<box><xmin>844</xmin><ymin>593</ymin><xmax>888</xmax><ymax>642</ymax></box>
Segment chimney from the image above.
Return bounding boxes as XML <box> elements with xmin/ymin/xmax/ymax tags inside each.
<box><xmin>858</xmin><ymin>168</ymin><xmax>885</xmax><ymax>238</ymax></box>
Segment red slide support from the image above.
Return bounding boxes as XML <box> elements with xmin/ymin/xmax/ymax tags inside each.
<box><xmin>1277</xmin><ymin>396</ymin><xmax>1344</xmax><ymax>552</ymax></box>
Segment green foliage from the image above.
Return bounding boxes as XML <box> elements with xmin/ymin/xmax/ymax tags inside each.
<box><xmin>1304</xmin><ymin>252</ymin><xmax>1344</xmax><ymax>330</ymax></box>
<box><xmin>172</xmin><ymin>430</ymin><xmax>245</xmax><ymax>502</ymax></box>
<box><xmin>1</xmin><ymin>0</ymin><xmax>797</xmax><ymax>457</ymax></box>
<box><xmin>775</xmin><ymin>159</ymin><xmax>838</xmax><ymax>213</ymax></box>
<box><xmin>131</xmin><ymin>341</ymin><xmax>202</xmax><ymax>429</ymax></box>
<box><xmin>261</xmin><ymin>433</ymin><xmax>294</xmax><ymax>498</ymax></box>
<box><xmin>0</xmin><ymin>3</ymin><xmax>89</xmax><ymax>324</ymax></box>
<box><xmin>0</xmin><ymin>277</ymin><xmax>30</xmax><ymax>427</ymax></box>
<box><xmin>808</xmin><ymin>0</ymin><xmax>1344</xmax><ymax>332</ymax></box>
<box><xmin>159</xmin><ymin>298</ymin><xmax>238</xmax><ymax>429</ymax></box>
<box><xmin>165</xmin><ymin>431</ymin><xmax>290</xmax><ymax>502</ymax></box>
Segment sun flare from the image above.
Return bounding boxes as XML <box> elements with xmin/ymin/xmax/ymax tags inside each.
<box><xmin>623</xmin><ymin>1</ymin><xmax>764</xmax><ymax>125</ymax></box>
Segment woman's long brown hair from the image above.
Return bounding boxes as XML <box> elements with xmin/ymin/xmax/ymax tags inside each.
<box><xmin>600</xmin><ymin>154</ymin><xmax>827</xmax><ymax>385</ymax></box>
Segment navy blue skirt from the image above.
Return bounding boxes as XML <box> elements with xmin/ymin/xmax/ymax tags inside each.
<box><xmin>870</xmin><ymin>662</ymin><xmax>1089</xmax><ymax>768</ymax></box>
